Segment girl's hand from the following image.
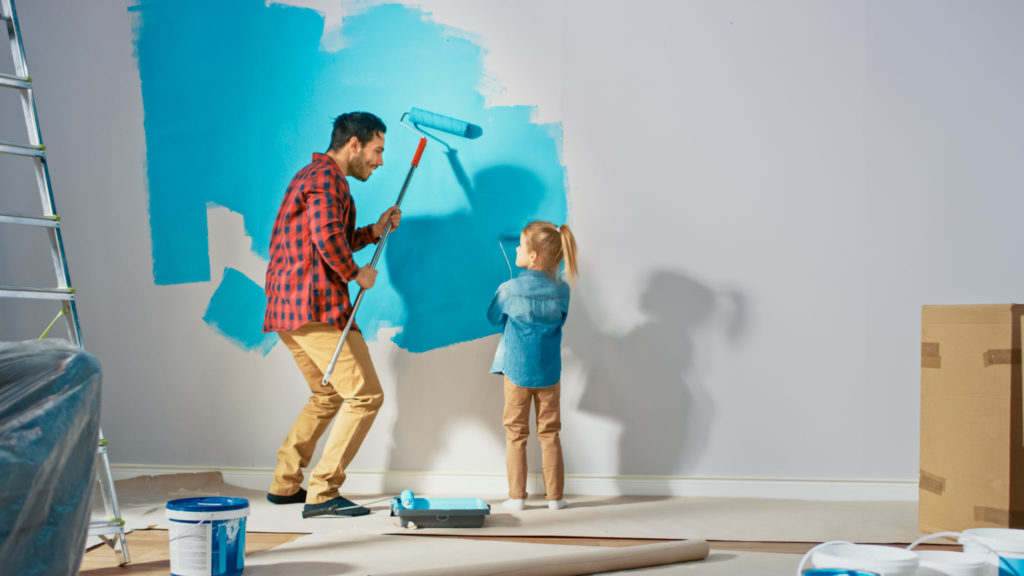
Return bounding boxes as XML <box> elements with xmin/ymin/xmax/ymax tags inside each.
<box><xmin>374</xmin><ymin>206</ymin><xmax>402</xmax><ymax>238</ymax></box>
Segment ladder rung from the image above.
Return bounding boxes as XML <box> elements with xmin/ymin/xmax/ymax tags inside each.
<box><xmin>0</xmin><ymin>211</ymin><xmax>58</xmax><ymax>228</ymax></box>
<box><xmin>88</xmin><ymin>519</ymin><xmax>127</xmax><ymax>536</ymax></box>
<box><xmin>0</xmin><ymin>139</ymin><xmax>45</xmax><ymax>158</ymax></box>
<box><xmin>0</xmin><ymin>286</ymin><xmax>74</xmax><ymax>301</ymax></box>
<box><xmin>0</xmin><ymin>71</ymin><xmax>30</xmax><ymax>89</ymax></box>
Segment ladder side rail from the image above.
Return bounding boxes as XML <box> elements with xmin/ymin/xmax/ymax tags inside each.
<box><xmin>2</xmin><ymin>0</ymin><xmax>41</xmax><ymax>149</ymax></box>
<box><xmin>1</xmin><ymin>0</ymin><xmax>83</xmax><ymax>344</ymax></box>
<box><xmin>94</xmin><ymin>428</ymin><xmax>128</xmax><ymax>563</ymax></box>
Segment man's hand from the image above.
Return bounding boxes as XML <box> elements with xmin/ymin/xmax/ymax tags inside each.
<box><xmin>355</xmin><ymin>266</ymin><xmax>378</xmax><ymax>289</ymax></box>
<box><xmin>373</xmin><ymin>206</ymin><xmax>402</xmax><ymax>238</ymax></box>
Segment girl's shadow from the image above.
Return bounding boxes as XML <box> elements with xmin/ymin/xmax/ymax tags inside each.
<box><xmin>569</xmin><ymin>269</ymin><xmax>746</xmax><ymax>488</ymax></box>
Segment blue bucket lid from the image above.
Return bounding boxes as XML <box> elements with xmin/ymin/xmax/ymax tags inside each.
<box><xmin>166</xmin><ymin>496</ymin><xmax>249</xmax><ymax>513</ymax></box>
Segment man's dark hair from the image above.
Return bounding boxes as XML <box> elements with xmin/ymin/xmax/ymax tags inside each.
<box><xmin>329</xmin><ymin>112</ymin><xmax>386</xmax><ymax>151</ymax></box>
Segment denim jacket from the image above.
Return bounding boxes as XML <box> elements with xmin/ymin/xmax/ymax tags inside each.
<box><xmin>487</xmin><ymin>269</ymin><xmax>571</xmax><ymax>388</ymax></box>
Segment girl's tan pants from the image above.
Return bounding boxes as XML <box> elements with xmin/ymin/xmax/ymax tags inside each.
<box><xmin>503</xmin><ymin>377</ymin><xmax>564</xmax><ymax>500</ymax></box>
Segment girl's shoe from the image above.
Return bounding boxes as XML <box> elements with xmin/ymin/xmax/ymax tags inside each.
<box><xmin>502</xmin><ymin>498</ymin><xmax>525</xmax><ymax>510</ymax></box>
<box><xmin>547</xmin><ymin>499</ymin><xmax>567</xmax><ymax>510</ymax></box>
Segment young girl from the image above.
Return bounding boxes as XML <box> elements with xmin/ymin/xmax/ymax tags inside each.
<box><xmin>487</xmin><ymin>221</ymin><xmax>579</xmax><ymax>510</ymax></box>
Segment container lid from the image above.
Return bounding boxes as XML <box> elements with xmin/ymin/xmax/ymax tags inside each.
<box><xmin>961</xmin><ymin>528</ymin><xmax>1024</xmax><ymax>554</ymax></box>
<box><xmin>813</xmin><ymin>543</ymin><xmax>918</xmax><ymax>572</ymax></box>
<box><xmin>166</xmin><ymin>496</ymin><xmax>250</xmax><ymax>513</ymax></box>
<box><xmin>802</xmin><ymin>571</ymin><xmax>881</xmax><ymax>576</ymax></box>
<box><xmin>915</xmin><ymin>550</ymin><xmax>987</xmax><ymax>567</ymax></box>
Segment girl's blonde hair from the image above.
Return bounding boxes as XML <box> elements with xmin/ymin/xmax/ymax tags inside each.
<box><xmin>522</xmin><ymin>221</ymin><xmax>579</xmax><ymax>285</ymax></box>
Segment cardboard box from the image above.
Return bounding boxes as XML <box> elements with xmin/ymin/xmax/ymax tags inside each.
<box><xmin>920</xmin><ymin>304</ymin><xmax>1024</xmax><ymax>533</ymax></box>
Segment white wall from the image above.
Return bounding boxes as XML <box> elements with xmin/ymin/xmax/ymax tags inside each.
<box><xmin>2</xmin><ymin>0</ymin><xmax>1023</xmax><ymax>497</ymax></box>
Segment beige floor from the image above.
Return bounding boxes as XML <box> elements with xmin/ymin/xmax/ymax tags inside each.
<box><xmin>80</xmin><ymin>472</ymin><xmax>944</xmax><ymax>575</ymax></box>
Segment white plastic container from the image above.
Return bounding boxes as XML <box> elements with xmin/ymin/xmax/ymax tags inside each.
<box><xmin>906</xmin><ymin>531</ymin><xmax>988</xmax><ymax>576</ymax></box>
<box><xmin>166</xmin><ymin>496</ymin><xmax>250</xmax><ymax>576</ymax></box>
<box><xmin>914</xmin><ymin>550</ymin><xmax>988</xmax><ymax>576</ymax></box>
<box><xmin>960</xmin><ymin>528</ymin><xmax>1024</xmax><ymax>576</ymax></box>
<box><xmin>800</xmin><ymin>541</ymin><xmax>918</xmax><ymax>576</ymax></box>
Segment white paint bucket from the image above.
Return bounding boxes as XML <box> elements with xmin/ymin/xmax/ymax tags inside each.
<box><xmin>914</xmin><ymin>550</ymin><xmax>988</xmax><ymax>576</ymax></box>
<box><xmin>802</xmin><ymin>542</ymin><xmax>918</xmax><ymax>576</ymax></box>
<box><xmin>802</xmin><ymin>565</ymin><xmax>884</xmax><ymax>569</ymax></box>
<box><xmin>166</xmin><ymin>497</ymin><xmax>250</xmax><ymax>576</ymax></box>
<box><xmin>960</xmin><ymin>528</ymin><xmax>1024</xmax><ymax>576</ymax></box>
<box><xmin>906</xmin><ymin>531</ymin><xmax>988</xmax><ymax>576</ymax></box>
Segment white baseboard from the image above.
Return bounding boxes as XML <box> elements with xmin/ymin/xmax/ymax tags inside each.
<box><xmin>108</xmin><ymin>464</ymin><xmax>918</xmax><ymax>501</ymax></box>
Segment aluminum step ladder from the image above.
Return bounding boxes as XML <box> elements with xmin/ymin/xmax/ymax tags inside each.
<box><xmin>0</xmin><ymin>0</ymin><xmax>130</xmax><ymax>566</ymax></box>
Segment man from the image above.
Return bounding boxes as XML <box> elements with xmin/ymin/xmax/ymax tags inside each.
<box><xmin>263</xmin><ymin>112</ymin><xmax>400</xmax><ymax>518</ymax></box>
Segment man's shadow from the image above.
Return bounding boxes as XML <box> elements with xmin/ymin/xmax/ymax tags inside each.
<box><xmin>383</xmin><ymin>162</ymin><xmax>549</xmax><ymax>473</ymax></box>
<box><xmin>569</xmin><ymin>269</ymin><xmax>746</xmax><ymax>490</ymax></box>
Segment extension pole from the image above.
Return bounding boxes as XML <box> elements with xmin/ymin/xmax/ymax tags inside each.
<box><xmin>321</xmin><ymin>137</ymin><xmax>427</xmax><ymax>386</ymax></box>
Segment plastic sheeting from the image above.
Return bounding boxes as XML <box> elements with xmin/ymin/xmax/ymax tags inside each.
<box><xmin>0</xmin><ymin>339</ymin><xmax>102</xmax><ymax>576</ymax></box>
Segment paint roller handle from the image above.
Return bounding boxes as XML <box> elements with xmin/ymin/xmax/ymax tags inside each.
<box><xmin>411</xmin><ymin>138</ymin><xmax>427</xmax><ymax>167</ymax></box>
<box><xmin>321</xmin><ymin>139</ymin><xmax>429</xmax><ymax>386</ymax></box>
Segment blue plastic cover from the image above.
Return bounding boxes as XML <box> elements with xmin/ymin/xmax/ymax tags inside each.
<box><xmin>0</xmin><ymin>339</ymin><xmax>102</xmax><ymax>576</ymax></box>
<box><xmin>167</xmin><ymin>496</ymin><xmax>250</xmax><ymax>513</ymax></box>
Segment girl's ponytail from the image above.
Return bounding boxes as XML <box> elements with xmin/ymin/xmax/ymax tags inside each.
<box><xmin>522</xmin><ymin>221</ymin><xmax>579</xmax><ymax>285</ymax></box>
<box><xmin>559</xmin><ymin>224</ymin><xmax>578</xmax><ymax>286</ymax></box>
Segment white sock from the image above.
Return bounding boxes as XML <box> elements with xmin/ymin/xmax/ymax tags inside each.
<box><xmin>502</xmin><ymin>499</ymin><xmax>525</xmax><ymax>510</ymax></box>
<box><xmin>547</xmin><ymin>499</ymin><xmax>567</xmax><ymax>510</ymax></box>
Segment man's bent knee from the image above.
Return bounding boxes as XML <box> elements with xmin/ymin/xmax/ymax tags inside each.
<box><xmin>347</xmin><ymin>391</ymin><xmax>384</xmax><ymax>412</ymax></box>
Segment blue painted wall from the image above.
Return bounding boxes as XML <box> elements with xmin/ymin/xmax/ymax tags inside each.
<box><xmin>132</xmin><ymin>1</ymin><xmax>567</xmax><ymax>353</ymax></box>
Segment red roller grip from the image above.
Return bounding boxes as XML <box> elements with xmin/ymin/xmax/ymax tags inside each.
<box><xmin>411</xmin><ymin>138</ymin><xmax>427</xmax><ymax>166</ymax></box>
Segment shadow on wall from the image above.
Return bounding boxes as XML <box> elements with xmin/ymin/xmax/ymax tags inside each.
<box><xmin>383</xmin><ymin>164</ymin><xmax>550</xmax><ymax>470</ymax></box>
<box><xmin>570</xmin><ymin>269</ymin><xmax>747</xmax><ymax>489</ymax></box>
<box><xmin>383</xmin><ymin>337</ymin><xmax>504</xmax><ymax>472</ymax></box>
<box><xmin>384</xmin><ymin>164</ymin><xmax>545</xmax><ymax>352</ymax></box>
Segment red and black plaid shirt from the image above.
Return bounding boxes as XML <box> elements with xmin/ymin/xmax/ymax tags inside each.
<box><xmin>263</xmin><ymin>153</ymin><xmax>378</xmax><ymax>333</ymax></box>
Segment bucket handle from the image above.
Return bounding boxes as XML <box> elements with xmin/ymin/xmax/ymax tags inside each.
<box><xmin>906</xmin><ymin>531</ymin><xmax>964</xmax><ymax>551</ymax></box>
<box><xmin>907</xmin><ymin>531</ymin><xmax>1002</xmax><ymax>576</ymax></box>
<box><xmin>907</xmin><ymin>531</ymin><xmax>999</xmax><ymax>557</ymax></box>
<box><xmin>168</xmin><ymin>513</ymin><xmax>215</xmax><ymax>543</ymax></box>
<box><xmin>796</xmin><ymin>540</ymin><xmax>856</xmax><ymax>576</ymax></box>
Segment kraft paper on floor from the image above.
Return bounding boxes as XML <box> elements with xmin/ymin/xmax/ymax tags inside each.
<box><xmin>371</xmin><ymin>539</ymin><xmax>710</xmax><ymax>576</ymax></box>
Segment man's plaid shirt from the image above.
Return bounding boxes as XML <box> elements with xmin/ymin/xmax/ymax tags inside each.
<box><xmin>263</xmin><ymin>153</ymin><xmax>378</xmax><ymax>333</ymax></box>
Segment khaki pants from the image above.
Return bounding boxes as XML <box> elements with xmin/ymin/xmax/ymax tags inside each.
<box><xmin>270</xmin><ymin>322</ymin><xmax>383</xmax><ymax>504</ymax></box>
<box><xmin>503</xmin><ymin>377</ymin><xmax>564</xmax><ymax>500</ymax></box>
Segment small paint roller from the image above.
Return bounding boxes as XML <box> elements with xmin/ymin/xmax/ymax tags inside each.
<box><xmin>400</xmin><ymin>489</ymin><xmax>415</xmax><ymax>509</ymax></box>
<box><xmin>497</xmin><ymin>233</ymin><xmax>519</xmax><ymax>277</ymax></box>
<box><xmin>321</xmin><ymin>108</ymin><xmax>482</xmax><ymax>387</ymax></box>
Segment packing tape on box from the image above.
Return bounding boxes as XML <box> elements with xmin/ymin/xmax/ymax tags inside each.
<box><xmin>919</xmin><ymin>470</ymin><xmax>946</xmax><ymax>495</ymax></box>
<box><xmin>983</xmin><ymin>349</ymin><xmax>1021</xmax><ymax>367</ymax></box>
<box><xmin>974</xmin><ymin>506</ymin><xmax>1010</xmax><ymax>525</ymax></box>
<box><xmin>922</xmin><ymin>342</ymin><xmax>941</xmax><ymax>369</ymax></box>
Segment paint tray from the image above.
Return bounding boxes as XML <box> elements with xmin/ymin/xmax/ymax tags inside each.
<box><xmin>390</xmin><ymin>491</ymin><xmax>490</xmax><ymax>528</ymax></box>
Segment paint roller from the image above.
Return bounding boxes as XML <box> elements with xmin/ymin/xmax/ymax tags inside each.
<box><xmin>404</xmin><ymin>107</ymin><xmax>483</xmax><ymax>144</ymax></box>
<box><xmin>321</xmin><ymin>108</ymin><xmax>483</xmax><ymax>386</ymax></box>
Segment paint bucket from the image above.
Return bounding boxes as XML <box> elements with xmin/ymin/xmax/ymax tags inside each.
<box><xmin>798</xmin><ymin>565</ymin><xmax>880</xmax><ymax>569</ymax></box>
<box><xmin>166</xmin><ymin>497</ymin><xmax>250</xmax><ymax>576</ymax></box>
<box><xmin>960</xmin><ymin>528</ymin><xmax>1024</xmax><ymax>576</ymax></box>
<box><xmin>913</xmin><ymin>551</ymin><xmax>988</xmax><ymax>576</ymax></box>
<box><xmin>800</xmin><ymin>541</ymin><xmax>918</xmax><ymax>576</ymax></box>
<box><xmin>907</xmin><ymin>532</ymin><xmax>988</xmax><ymax>576</ymax></box>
